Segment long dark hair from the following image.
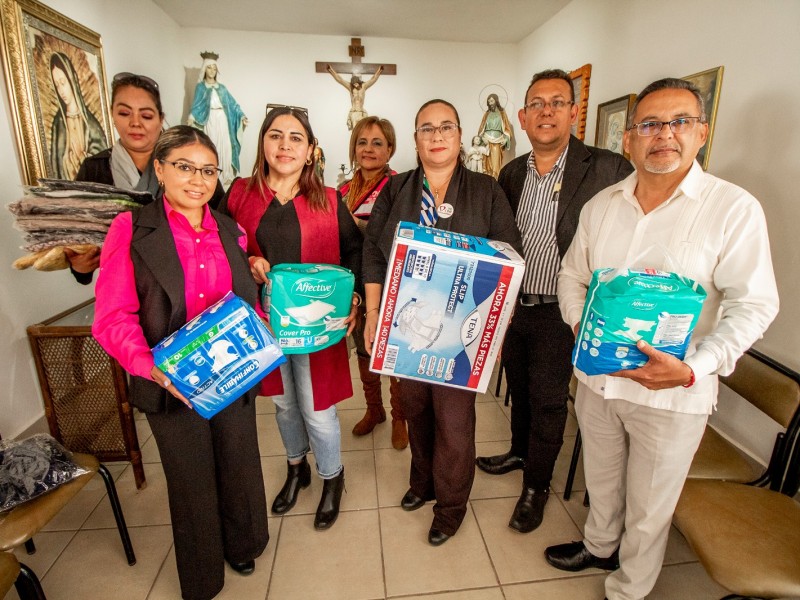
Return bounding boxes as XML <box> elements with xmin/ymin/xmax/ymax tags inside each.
<box><xmin>248</xmin><ymin>107</ymin><xmax>327</xmax><ymax>211</ymax></box>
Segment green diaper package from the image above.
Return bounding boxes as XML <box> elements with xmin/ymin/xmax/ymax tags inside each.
<box><xmin>573</xmin><ymin>268</ymin><xmax>706</xmax><ymax>376</ymax></box>
<box><xmin>262</xmin><ymin>263</ymin><xmax>354</xmax><ymax>354</ymax></box>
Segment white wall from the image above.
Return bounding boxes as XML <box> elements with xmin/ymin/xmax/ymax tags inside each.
<box><xmin>0</xmin><ymin>0</ymin><xmax>181</xmax><ymax>437</ymax></box>
<box><xmin>515</xmin><ymin>0</ymin><xmax>800</xmax><ymax>462</ymax></box>
<box><xmin>176</xmin><ymin>29</ymin><xmax>517</xmax><ymax>181</ymax></box>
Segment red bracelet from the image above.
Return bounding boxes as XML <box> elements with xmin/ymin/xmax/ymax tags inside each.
<box><xmin>682</xmin><ymin>366</ymin><xmax>695</xmax><ymax>388</ymax></box>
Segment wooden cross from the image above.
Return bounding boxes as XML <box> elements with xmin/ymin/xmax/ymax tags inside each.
<box><xmin>315</xmin><ymin>38</ymin><xmax>397</xmax><ymax>77</ymax></box>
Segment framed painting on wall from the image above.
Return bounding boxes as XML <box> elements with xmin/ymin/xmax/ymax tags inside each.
<box><xmin>595</xmin><ymin>94</ymin><xmax>635</xmax><ymax>159</ymax></box>
<box><xmin>682</xmin><ymin>66</ymin><xmax>724</xmax><ymax>170</ymax></box>
<box><xmin>0</xmin><ymin>0</ymin><xmax>112</xmax><ymax>184</ymax></box>
<box><xmin>569</xmin><ymin>63</ymin><xmax>591</xmax><ymax>140</ymax></box>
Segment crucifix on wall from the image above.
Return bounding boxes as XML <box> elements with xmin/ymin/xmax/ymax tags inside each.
<box><xmin>316</xmin><ymin>38</ymin><xmax>397</xmax><ymax>130</ymax></box>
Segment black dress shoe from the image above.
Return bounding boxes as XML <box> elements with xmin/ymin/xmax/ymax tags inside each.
<box><xmin>475</xmin><ymin>451</ymin><xmax>525</xmax><ymax>475</ymax></box>
<box><xmin>544</xmin><ymin>541</ymin><xmax>620</xmax><ymax>572</ymax></box>
<box><xmin>272</xmin><ymin>456</ymin><xmax>311</xmax><ymax>514</ymax></box>
<box><xmin>400</xmin><ymin>489</ymin><xmax>426</xmax><ymax>511</ymax></box>
<box><xmin>508</xmin><ymin>487</ymin><xmax>548</xmax><ymax>533</ymax></box>
<box><xmin>228</xmin><ymin>559</ymin><xmax>255</xmax><ymax>575</ymax></box>
<box><xmin>314</xmin><ymin>468</ymin><xmax>345</xmax><ymax>530</ymax></box>
<box><xmin>427</xmin><ymin>527</ymin><xmax>451</xmax><ymax>546</ymax></box>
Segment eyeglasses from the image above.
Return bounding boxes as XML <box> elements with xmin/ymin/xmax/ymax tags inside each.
<box><xmin>266</xmin><ymin>103</ymin><xmax>309</xmax><ymax>117</ymax></box>
<box><xmin>523</xmin><ymin>99</ymin><xmax>573</xmax><ymax>112</ymax></box>
<box><xmin>113</xmin><ymin>72</ymin><xmax>159</xmax><ymax>90</ymax></box>
<box><xmin>160</xmin><ymin>160</ymin><xmax>221</xmax><ymax>181</ymax></box>
<box><xmin>629</xmin><ymin>117</ymin><xmax>703</xmax><ymax>136</ymax></box>
<box><xmin>415</xmin><ymin>123</ymin><xmax>459</xmax><ymax>139</ymax></box>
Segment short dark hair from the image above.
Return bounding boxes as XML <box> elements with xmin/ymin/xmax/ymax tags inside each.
<box><xmin>524</xmin><ymin>69</ymin><xmax>574</xmax><ymax>103</ymax></box>
<box><xmin>413</xmin><ymin>99</ymin><xmax>464</xmax><ymax>166</ymax></box>
<box><xmin>111</xmin><ymin>73</ymin><xmax>164</xmax><ymax>118</ymax></box>
<box><xmin>627</xmin><ymin>78</ymin><xmax>706</xmax><ymax>129</ymax></box>
<box><xmin>153</xmin><ymin>125</ymin><xmax>217</xmax><ymax>163</ymax></box>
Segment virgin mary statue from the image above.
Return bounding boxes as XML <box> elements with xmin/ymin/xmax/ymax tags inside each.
<box><xmin>188</xmin><ymin>52</ymin><xmax>247</xmax><ymax>185</ymax></box>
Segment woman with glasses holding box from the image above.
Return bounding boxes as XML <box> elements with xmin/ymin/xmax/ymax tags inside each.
<box><xmin>93</xmin><ymin>125</ymin><xmax>269</xmax><ymax>600</ymax></box>
<box><xmin>220</xmin><ymin>106</ymin><xmax>362</xmax><ymax>530</ymax></box>
<box><xmin>362</xmin><ymin>99</ymin><xmax>521</xmax><ymax>545</ymax></box>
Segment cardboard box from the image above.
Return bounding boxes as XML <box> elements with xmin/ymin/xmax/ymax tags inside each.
<box><xmin>370</xmin><ymin>222</ymin><xmax>524</xmax><ymax>393</ymax></box>
<box><xmin>152</xmin><ymin>292</ymin><xmax>285</xmax><ymax>418</ymax></box>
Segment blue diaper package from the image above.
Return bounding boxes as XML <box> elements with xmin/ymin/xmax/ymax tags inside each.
<box><xmin>152</xmin><ymin>292</ymin><xmax>285</xmax><ymax>418</ymax></box>
<box><xmin>573</xmin><ymin>268</ymin><xmax>706</xmax><ymax>376</ymax></box>
<box><xmin>262</xmin><ymin>263</ymin><xmax>355</xmax><ymax>354</ymax></box>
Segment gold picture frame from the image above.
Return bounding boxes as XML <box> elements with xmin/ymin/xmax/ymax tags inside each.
<box><xmin>569</xmin><ymin>63</ymin><xmax>591</xmax><ymax>141</ymax></box>
<box><xmin>595</xmin><ymin>94</ymin><xmax>635</xmax><ymax>159</ymax></box>
<box><xmin>682</xmin><ymin>66</ymin><xmax>724</xmax><ymax>170</ymax></box>
<box><xmin>0</xmin><ymin>0</ymin><xmax>112</xmax><ymax>184</ymax></box>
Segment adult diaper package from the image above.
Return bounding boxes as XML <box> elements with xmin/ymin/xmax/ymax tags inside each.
<box><xmin>370</xmin><ymin>221</ymin><xmax>524</xmax><ymax>393</ymax></box>
<box><xmin>152</xmin><ymin>292</ymin><xmax>285</xmax><ymax>418</ymax></box>
<box><xmin>573</xmin><ymin>268</ymin><xmax>706</xmax><ymax>376</ymax></box>
<box><xmin>262</xmin><ymin>263</ymin><xmax>355</xmax><ymax>354</ymax></box>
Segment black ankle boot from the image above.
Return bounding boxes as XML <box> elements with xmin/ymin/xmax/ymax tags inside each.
<box><xmin>271</xmin><ymin>456</ymin><xmax>311</xmax><ymax>515</ymax></box>
<box><xmin>314</xmin><ymin>468</ymin><xmax>345</xmax><ymax>530</ymax></box>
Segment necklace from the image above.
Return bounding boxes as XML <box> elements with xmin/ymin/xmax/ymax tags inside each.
<box><xmin>190</xmin><ymin>221</ymin><xmax>203</xmax><ymax>232</ymax></box>
<box><xmin>268</xmin><ymin>183</ymin><xmax>298</xmax><ymax>204</ymax></box>
<box><xmin>425</xmin><ymin>172</ymin><xmax>454</xmax><ymax>203</ymax></box>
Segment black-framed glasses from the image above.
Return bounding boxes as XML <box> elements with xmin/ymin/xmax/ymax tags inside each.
<box><xmin>415</xmin><ymin>123</ymin><xmax>459</xmax><ymax>139</ymax></box>
<box><xmin>629</xmin><ymin>117</ymin><xmax>703</xmax><ymax>136</ymax></box>
<box><xmin>159</xmin><ymin>160</ymin><xmax>221</xmax><ymax>181</ymax></box>
<box><xmin>113</xmin><ymin>72</ymin><xmax>159</xmax><ymax>91</ymax></box>
<box><xmin>523</xmin><ymin>99</ymin><xmax>573</xmax><ymax>112</ymax></box>
<box><xmin>266</xmin><ymin>103</ymin><xmax>309</xmax><ymax>117</ymax></box>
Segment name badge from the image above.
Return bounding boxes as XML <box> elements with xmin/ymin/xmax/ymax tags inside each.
<box><xmin>437</xmin><ymin>203</ymin><xmax>454</xmax><ymax>218</ymax></box>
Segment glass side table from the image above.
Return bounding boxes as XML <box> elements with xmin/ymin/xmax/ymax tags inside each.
<box><xmin>27</xmin><ymin>299</ymin><xmax>146</xmax><ymax>489</ymax></box>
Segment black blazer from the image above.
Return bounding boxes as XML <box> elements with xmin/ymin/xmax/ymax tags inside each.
<box><xmin>363</xmin><ymin>163</ymin><xmax>522</xmax><ymax>284</ymax></box>
<box><xmin>498</xmin><ymin>135</ymin><xmax>633</xmax><ymax>258</ymax></box>
<box><xmin>128</xmin><ymin>197</ymin><xmax>258</xmax><ymax>413</ymax></box>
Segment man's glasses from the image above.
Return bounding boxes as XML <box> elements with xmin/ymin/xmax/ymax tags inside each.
<box><xmin>523</xmin><ymin>99</ymin><xmax>573</xmax><ymax>112</ymax></box>
<box><xmin>415</xmin><ymin>123</ymin><xmax>459</xmax><ymax>139</ymax></box>
<box><xmin>266</xmin><ymin>103</ymin><xmax>308</xmax><ymax>116</ymax></box>
<box><xmin>629</xmin><ymin>117</ymin><xmax>703</xmax><ymax>136</ymax></box>
<box><xmin>160</xmin><ymin>160</ymin><xmax>221</xmax><ymax>181</ymax></box>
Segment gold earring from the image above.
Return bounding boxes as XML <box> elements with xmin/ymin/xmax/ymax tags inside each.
<box><xmin>306</xmin><ymin>157</ymin><xmax>313</xmax><ymax>165</ymax></box>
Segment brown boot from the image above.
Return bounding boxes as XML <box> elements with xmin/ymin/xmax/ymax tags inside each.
<box><xmin>391</xmin><ymin>419</ymin><xmax>408</xmax><ymax>450</ymax></box>
<box><xmin>353</xmin><ymin>356</ymin><xmax>386</xmax><ymax>436</ymax></box>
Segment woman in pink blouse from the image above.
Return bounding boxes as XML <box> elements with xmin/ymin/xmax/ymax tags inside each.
<box><xmin>93</xmin><ymin>126</ymin><xmax>268</xmax><ymax>600</ymax></box>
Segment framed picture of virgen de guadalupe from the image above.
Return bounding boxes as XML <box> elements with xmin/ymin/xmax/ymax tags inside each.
<box><xmin>0</xmin><ymin>0</ymin><xmax>112</xmax><ymax>185</ymax></box>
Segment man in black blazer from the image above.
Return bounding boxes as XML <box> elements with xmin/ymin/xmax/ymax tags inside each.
<box><xmin>476</xmin><ymin>69</ymin><xmax>633</xmax><ymax>533</ymax></box>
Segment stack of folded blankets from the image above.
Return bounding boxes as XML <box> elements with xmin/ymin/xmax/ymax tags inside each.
<box><xmin>7</xmin><ymin>179</ymin><xmax>152</xmax><ymax>271</ymax></box>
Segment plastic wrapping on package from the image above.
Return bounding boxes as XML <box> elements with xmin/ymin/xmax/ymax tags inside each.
<box><xmin>573</xmin><ymin>268</ymin><xmax>706</xmax><ymax>376</ymax></box>
<box><xmin>262</xmin><ymin>263</ymin><xmax>354</xmax><ymax>354</ymax></box>
<box><xmin>152</xmin><ymin>292</ymin><xmax>285</xmax><ymax>418</ymax></box>
<box><xmin>0</xmin><ymin>434</ymin><xmax>90</xmax><ymax>512</ymax></box>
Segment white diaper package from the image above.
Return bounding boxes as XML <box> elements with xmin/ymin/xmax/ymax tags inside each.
<box><xmin>152</xmin><ymin>292</ymin><xmax>285</xmax><ymax>418</ymax></box>
<box><xmin>370</xmin><ymin>222</ymin><xmax>524</xmax><ymax>393</ymax></box>
<box><xmin>262</xmin><ymin>263</ymin><xmax>355</xmax><ymax>354</ymax></box>
<box><xmin>573</xmin><ymin>267</ymin><xmax>706</xmax><ymax>376</ymax></box>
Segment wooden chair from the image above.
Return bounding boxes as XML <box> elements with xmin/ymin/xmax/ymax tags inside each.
<box><xmin>0</xmin><ymin>451</ymin><xmax>136</xmax><ymax>597</ymax></box>
<box><xmin>673</xmin><ymin>429</ymin><xmax>800</xmax><ymax>599</ymax></box>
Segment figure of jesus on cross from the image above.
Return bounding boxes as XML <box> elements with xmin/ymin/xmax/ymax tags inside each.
<box><xmin>317</xmin><ymin>38</ymin><xmax>396</xmax><ymax>131</ymax></box>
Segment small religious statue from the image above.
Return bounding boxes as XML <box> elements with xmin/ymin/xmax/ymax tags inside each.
<box><xmin>313</xmin><ymin>145</ymin><xmax>326</xmax><ymax>183</ymax></box>
<box><xmin>326</xmin><ymin>64</ymin><xmax>383</xmax><ymax>131</ymax></box>
<box><xmin>465</xmin><ymin>136</ymin><xmax>489</xmax><ymax>173</ymax></box>
<box><xmin>477</xmin><ymin>93</ymin><xmax>513</xmax><ymax>179</ymax></box>
<box><xmin>188</xmin><ymin>51</ymin><xmax>247</xmax><ymax>186</ymax></box>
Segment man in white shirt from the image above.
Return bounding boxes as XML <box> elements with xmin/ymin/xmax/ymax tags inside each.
<box><xmin>547</xmin><ymin>78</ymin><xmax>779</xmax><ymax>600</ymax></box>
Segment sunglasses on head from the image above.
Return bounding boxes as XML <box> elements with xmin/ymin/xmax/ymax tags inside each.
<box><xmin>266</xmin><ymin>103</ymin><xmax>308</xmax><ymax>117</ymax></box>
<box><xmin>113</xmin><ymin>72</ymin><xmax>160</xmax><ymax>91</ymax></box>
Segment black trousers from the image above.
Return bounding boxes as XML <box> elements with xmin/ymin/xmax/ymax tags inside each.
<box><xmin>400</xmin><ymin>379</ymin><xmax>476</xmax><ymax>535</ymax></box>
<box><xmin>147</xmin><ymin>397</ymin><xmax>269</xmax><ymax>600</ymax></box>
<box><xmin>503</xmin><ymin>302</ymin><xmax>575</xmax><ymax>490</ymax></box>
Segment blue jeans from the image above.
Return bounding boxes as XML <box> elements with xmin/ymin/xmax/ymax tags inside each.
<box><xmin>272</xmin><ymin>354</ymin><xmax>342</xmax><ymax>479</ymax></box>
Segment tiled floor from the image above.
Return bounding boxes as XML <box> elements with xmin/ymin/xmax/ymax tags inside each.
<box><xmin>4</xmin><ymin>358</ymin><xmax>739</xmax><ymax>600</ymax></box>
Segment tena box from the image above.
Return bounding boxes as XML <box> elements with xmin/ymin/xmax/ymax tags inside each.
<box><xmin>262</xmin><ymin>263</ymin><xmax>355</xmax><ymax>354</ymax></box>
<box><xmin>152</xmin><ymin>292</ymin><xmax>285</xmax><ymax>418</ymax></box>
<box><xmin>370</xmin><ymin>221</ymin><xmax>524</xmax><ymax>393</ymax></box>
<box><xmin>573</xmin><ymin>268</ymin><xmax>706</xmax><ymax>376</ymax></box>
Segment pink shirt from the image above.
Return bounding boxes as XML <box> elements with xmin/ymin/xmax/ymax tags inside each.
<box><xmin>93</xmin><ymin>197</ymin><xmax>249</xmax><ymax>379</ymax></box>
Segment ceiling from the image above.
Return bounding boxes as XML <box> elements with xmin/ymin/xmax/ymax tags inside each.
<box><xmin>151</xmin><ymin>0</ymin><xmax>571</xmax><ymax>44</ymax></box>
